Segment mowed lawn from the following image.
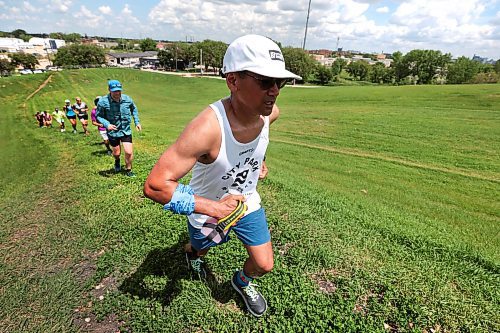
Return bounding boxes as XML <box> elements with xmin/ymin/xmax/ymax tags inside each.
<box><xmin>0</xmin><ymin>69</ymin><xmax>498</xmax><ymax>332</ymax></box>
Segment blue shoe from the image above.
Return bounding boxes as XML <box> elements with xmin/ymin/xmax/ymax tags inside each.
<box><xmin>114</xmin><ymin>161</ymin><xmax>121</xmax><ymax>173</ymax></box>
<box><xmin>125</xmin><ymin>170</ymin><xmax>136</xmax><ymax>178</ymax></box>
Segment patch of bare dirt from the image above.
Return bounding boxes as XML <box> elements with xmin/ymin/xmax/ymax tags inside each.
<box><xmin>309</xmin><ymin>270</ymin><xmax>340</xmax><ymax>295</ymax></box>
<box><xmin>72</xmin><ymin>271</ymin><xmax>124</xmax><ymax>333</ymax></box>
<box><xmin>72</xmin><ymin>312</ymin><xmax>126</xmax><ymax>333</ymax></box>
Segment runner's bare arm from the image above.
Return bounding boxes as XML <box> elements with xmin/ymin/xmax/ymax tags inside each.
<box><xmin>144</xmin><ymin>107</ymin><xmax>244</xmax><ymax>219</ymax></box>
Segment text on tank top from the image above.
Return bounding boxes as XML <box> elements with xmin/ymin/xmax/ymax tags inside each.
<box><xmin>187</xmin><ymin>99</ymin><xmax>269</xmax><ymax>228</ymax></box>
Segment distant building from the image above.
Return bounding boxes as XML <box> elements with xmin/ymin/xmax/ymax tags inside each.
<box><xmin>29</xmin><ymin>37</ymin><xmax>65</xmax><ymax>50</ymax></box>
<box><xmin>106</xmin><ymin>51</ymin><xmax>158</xmax><ymax>67</ymax></box>
<box><xmin>98</xmin><ymin>41</ymin><xmax>119</xmax><ymax>49</ymax></box>
<box><xmin>472</xmin><ymin>54</ymin><xmax>496</xmax><ymax>65</ymax></box>
<box><xmin>81</xmin><ymin>38</ymin><xmax>100</xmax><ymax>46</ymax></box>
<box><xmin>351</xmin><ymin>55</ymin><xmax>376</xmax><ymax>65</ymax></box>
<box><xmin>311</xmin><ymin>54</ymin><xmax>336</xmax><ymax>66</ymax></box>
<box><xmin>308</xmin><ymin>49</ymin><xmax>333</xmax><ymax>57</ymax></box>
<box><xmin>0</xmin><ymin>38</ymin><xmax>31</xmax><ymax>52</ymax></box>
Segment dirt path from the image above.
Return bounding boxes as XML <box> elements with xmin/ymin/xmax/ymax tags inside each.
<box><xmin>25</xmin><ymin>74</ymin><xmax>52</xmax><ymax>101</ymax></box>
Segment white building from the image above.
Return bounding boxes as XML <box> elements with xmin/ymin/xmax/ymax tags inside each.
<box><xmin>0</xmin><ymin>38</ymin><xmax>31</xmax><ymax>52</ymax></box>
<box><xmin>106</xmin><ymin>51</ymin><xmax>158</xmax><ymax>67</ymax></box>
<box><xmin>29</xmin><ymin>37</ymin><xmax>65</xmax><ymax>52</ymax></box>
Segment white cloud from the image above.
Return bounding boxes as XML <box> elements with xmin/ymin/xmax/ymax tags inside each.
<box><xmin>46</xmin><ymin>0</ymin><xmax>72</xmax><ymax>13</ymax></box>
<box><xmin>388</xmin><ymin>0</ymin><xmax>495</xmax><ymax>53</ymax></box>
<box><xmin>74</xmin><ymin>5</ymin><xmax>99</xmax><ymax>21</ymax></box>
<box><xmin>98</xmin><ymin>5</ymin><xmax>111</xmax><ymax>15</ymax></box>
<box><xmin>376</xmin><ymin>6</ymin><xmax>389</xmax><ymax>14</ymax></box>
<box><xmin>122</xmin><ymin>4</ymin><xmax>133</xmax><ymax>16</ymax></box>
<box><xmin>23</xmin><ymin>1</ymin><xmax>36</xmax><ymax>12</ymax></box>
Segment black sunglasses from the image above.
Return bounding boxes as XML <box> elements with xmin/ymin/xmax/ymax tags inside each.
<box><xmin>243</xmin><ymin>71</ymin><xmax>289</xmax><ymax>90</ymax></box>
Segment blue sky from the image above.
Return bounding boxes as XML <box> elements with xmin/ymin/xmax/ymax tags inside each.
<box><xmin>0</xmin><ymin>0</ymin><xmax>499</xmax><ymax>59</ymax></box>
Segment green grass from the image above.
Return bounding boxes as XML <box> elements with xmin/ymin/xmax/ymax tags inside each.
<box><xmin>0</xmin><ymin>69</ymin><xmax>498</xmax><ymax>332</ymax></box>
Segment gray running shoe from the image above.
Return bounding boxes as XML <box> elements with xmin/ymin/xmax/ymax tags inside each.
<box><xmin>231</xmin><ymin>271</ymin><xmax>268</xmax><ymax>317</ymax></box>
<box><xmin>125</xmin><ymin>170</ymin><xmax>136</xmax><ymax>178</ymax></box>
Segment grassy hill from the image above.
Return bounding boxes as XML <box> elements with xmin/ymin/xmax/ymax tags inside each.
<box><xmin>0</xmin><ymin>69</ymin><xmax>498</xmax><ymax>332</ymax></box>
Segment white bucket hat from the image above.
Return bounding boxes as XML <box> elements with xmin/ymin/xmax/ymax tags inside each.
<box><xmin>222</xmin><ymin>34</ymin><xmax>302</xmax><ymax>80</ymax></box>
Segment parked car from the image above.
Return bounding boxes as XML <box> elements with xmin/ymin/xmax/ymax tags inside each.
<box><xmin>33</xmin><ymin>69</ymin><xmax>45</xmax><ymax>74</ymax></box>
<box><xmin>19</xmin><ymin>69</ymin><xmax>33</xmax><ymax>75</ymax></box>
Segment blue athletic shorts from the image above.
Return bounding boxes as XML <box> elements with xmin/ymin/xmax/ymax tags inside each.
<box><xmin>187</xmin><ymin>207</ymin><xmax>271</xmax><ymax>251</ymax></box>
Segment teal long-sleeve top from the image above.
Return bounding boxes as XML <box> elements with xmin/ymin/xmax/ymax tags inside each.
<box><xmin>96</xmin><ymin>94</ymin><xmax>140</xmax><ymax>138</ymax></box>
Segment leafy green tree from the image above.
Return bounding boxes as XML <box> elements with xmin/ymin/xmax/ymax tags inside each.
<box><xmin>63</xmin><ymin>33</ymin><xmax>82</xmax><ymax>43</ymax></box>
<box><xmin>140</xmin><ymin>38</ymin><xmax>157</xmax><ymax>52</ymax></box>
<box><xmin>315</xmin><ymin>64</ymin><xmax>333</xmax><ymax>85</ymax></box>
<box><xmin>281</xmin><ymin>47</ymin><xmax>315</xmax><ymax>82</ymax></box>
<box><xmin>49</xmin><ymin>32</ymin><xmax>64</xmax><ymax>40</ymax></box>
<box><xmin>10</xmin><ymin>29</ymin><xmax>31</xmax><ymax>42</ymax></box>
<box><xmin>158</xmin><ymin>42</ymin><xmax>195</xmax><ymax>70</ymax></box>
<box><xmin>477</xmin><ymin>63</ymin><xmax>494</xmax><ymax>73</ymax></box>
<box><xmin>446</xmin><ymin>56</ymin><xmax>480</xmax><ymax>84</ymax></box>
<box><xmin>0</xmin><ymin>59</ymin><xmax>14</xmax><ymax>76</ymax></box>
<box><xmin>370</xmin><ymin>62</ymin><xmax>387</xmax><ymax>83</ymax></box>
<box><xmin>383</xmin><ymin>66</ymin><xmax>395</xmax><ymax>84</ymax></box>
<box><xmin>400</xmin><ymin>49</ymin><xmax>451</xmax><ymax>84</ymax></box>
<box><xmin>391</xmin><ymin>51</ymin><xmax>407</xmax><ymax>83</ymax></box>
<box><xmin>346</xmin><ymin>60</ymin><xmax>370</xmax><ymax>80</ymax></box>
<box><xmin>331</xmin><ymin>58</ymin><xmax>347</xmax><ymax>77</ymax></box>
<box><xmin>157</xmin><ymin>49</ymin><xmax>174</xmax><ymax>69</ymax></box>
<box><xmin>53</xmin><ymin>44</ymin><xmax>105</xmax><ymax>67</ymax></box>
<box><xmin>197</xmin><ymin>39</ymin><xmax>227</xmax><ymax>73</ymax></box>
<box><xmin>9</xmin><ymin>53</ymin><xmax>38</xmax><ymax>69</ymax></box>
<box><xmin>495</xmin><ymin>60</ymin><xmax>500</xmax><ymax>74</ymax></box>
<box><xmin>469</xmin><ymin>72</ymin><xmax>499</xmax><ymax>84</ymax></box>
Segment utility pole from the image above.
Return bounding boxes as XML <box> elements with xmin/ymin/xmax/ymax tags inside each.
<box><xmin>200</xmin><ymin>48</ymin><xmax>203</xmax><ymax>75</ymax></box>
<box><xmin>302</xmin><ymin>0</ymin><xmax>312</xmax><ymax>50</ymax></box>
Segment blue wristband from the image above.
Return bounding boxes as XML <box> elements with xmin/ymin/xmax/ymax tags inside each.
<box><xmin>163</xmin><ymin>184</ymin><xmax>195</xmax><ymax>215</ymax></box>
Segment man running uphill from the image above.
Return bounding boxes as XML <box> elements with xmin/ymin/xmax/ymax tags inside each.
<box><xmin>96</xmin><ymin>80</ymin><xmax>142</xmax><ymax>177</ymax></box>
<box><xmin>143</xmin><ymin>34</ymin><xmax>300</xmax><ymax>317</ymax></box>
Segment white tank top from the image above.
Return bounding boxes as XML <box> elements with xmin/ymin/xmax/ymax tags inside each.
<box><xmin>187</xmin><ymin>99</ymin><xmax>269</xmax><ymax>229</ymax></box>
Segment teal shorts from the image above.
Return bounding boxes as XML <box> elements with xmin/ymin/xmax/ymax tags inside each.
<box><xmin>188</xmin><ymin>208</ymin><xmax>271</xmax><ymax>251</ymax></box>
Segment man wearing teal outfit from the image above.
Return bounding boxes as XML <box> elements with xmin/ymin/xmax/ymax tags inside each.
<box><xmin>96</xmin><ymin>80</ymin><xmax>142</xmax><ymax>177</ymax></box>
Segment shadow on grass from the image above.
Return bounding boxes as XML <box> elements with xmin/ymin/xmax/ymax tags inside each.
<box><xmin>91</xmin><ymin>150</ymin><xmax>111</xmax><ymax>157</ymax></box>
<box><xmin>119</xmin><ymin>238</ymin><xmax>238</xmax><ymax>307</ymax></box>
<box><xmin>98</xmin><ymin>168</ymin><xmax>118</xmax><ymax>177</ymax></box>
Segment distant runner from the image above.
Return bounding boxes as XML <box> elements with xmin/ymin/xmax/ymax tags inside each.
<box><xmin>73</xmin><ymin>97</ymin><xmax>90</xmax><ymax>135</ymax></box>
<box><xmin>52</xmin><ymin>107</ymin><xmax>65</xmax><ymax>132</ymax></box>
<box><xmin>96</xmin><ymin>80</ymin><xmax>142</xmax><ymax>177</ymax></box>
<box><xmin>42</xmin><ymin>111</ymin><xmax>52</xmax><ymax>128</ymax></box>
<box><xmin>63</xmin><ymin>99</ymin><xmax>78</xmax><ymax>134</ymax></box>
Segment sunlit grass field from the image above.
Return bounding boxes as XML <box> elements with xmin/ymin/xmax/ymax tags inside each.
<box><xmin>0</xmin><ymin>69</ymin><xmax>498</xmax><ymax>332</ymax></box>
